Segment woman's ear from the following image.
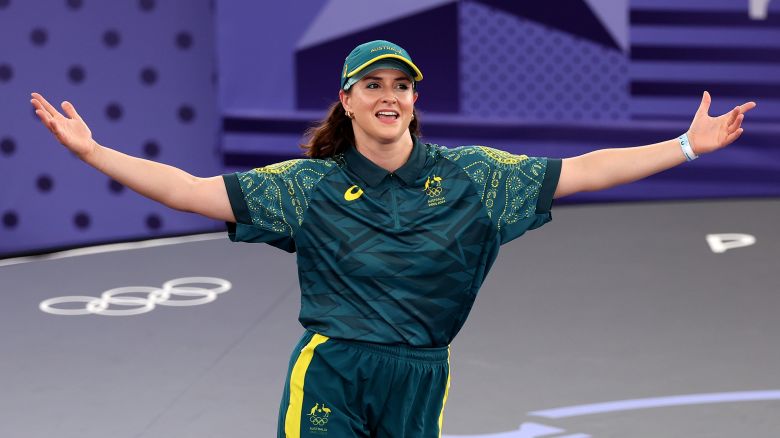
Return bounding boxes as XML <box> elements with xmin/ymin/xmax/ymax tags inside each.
<box><xmin>339</xmin><ymin>89</ymin><xmax>351</xmax><ymax>113</ymax></box>
<box><xmin>413</xmin><ymin>91</ymin><xmax>419</xmax><ymax>104</ymax></box>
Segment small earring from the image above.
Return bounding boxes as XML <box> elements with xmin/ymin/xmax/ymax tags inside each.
<box><xmin>411</xmin><ymin>113</ymin><xmax>415</xmax><ymax>120</ymax></box>
<box><xmin>345</xmin><ymin>110</ymin><xmax>353</xmax><ymax>119</ymax></box>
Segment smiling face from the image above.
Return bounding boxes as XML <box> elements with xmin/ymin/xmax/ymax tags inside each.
<box><xmin>339</xmin><ymin>68</ymin><xmax>418</xmax><ymax>146</ymax></box>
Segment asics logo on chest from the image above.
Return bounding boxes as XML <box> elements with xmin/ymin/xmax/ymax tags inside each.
<box><xmin>344</xmin><ymin>185</ymin><xmax>364</xmax><ymax>201</ymax></box>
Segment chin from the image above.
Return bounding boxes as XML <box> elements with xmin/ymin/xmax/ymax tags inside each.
<box><xmin>375</xmin><ymin>131</ymin><xmax>407</xmax><ymax>144</ymax></box>
<box><xmin>366</xmin><ymin>126</ymin><xmax>408</xmax><ymax>144</ymax></box>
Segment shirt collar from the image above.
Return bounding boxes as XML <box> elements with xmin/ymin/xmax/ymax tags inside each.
<box><xmin>344</xmin><ymin>135</ymin><xmax>426</xmax><ymax>187</ymax></box>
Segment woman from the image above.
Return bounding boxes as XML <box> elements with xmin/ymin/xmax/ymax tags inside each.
<box><xmin>31</xmin><ymin>40</ymin><xmax>755</xmax><ymax>437</ymax></box>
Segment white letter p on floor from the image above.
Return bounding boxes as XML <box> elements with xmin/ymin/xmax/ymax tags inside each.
<box><xmin>706</xmin><ymin>233</ymin><xmax>756</xmax><ymax>253</ymax></box>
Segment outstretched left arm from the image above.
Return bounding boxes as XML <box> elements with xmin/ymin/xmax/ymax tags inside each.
<box><xmin>554</xmin><ymin>92</ymin><xmax>757</xmax><ymax>199</ymax></box>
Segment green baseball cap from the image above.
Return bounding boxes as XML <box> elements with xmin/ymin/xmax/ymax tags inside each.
<box><xmin>341</xmin><ymin>40</ymin><xmax>423</xmax><ymax>90</ymax></box>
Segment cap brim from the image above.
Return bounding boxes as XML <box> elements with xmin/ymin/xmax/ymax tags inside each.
<box><xmin>346</xmin><ymin>54</ymin><xmax>423</xmax><ymax>82</ymax></box>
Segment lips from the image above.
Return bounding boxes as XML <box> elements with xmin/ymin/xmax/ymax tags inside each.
<box><xmin>375</xmin><ymin>110</ymin><xmax>399</xmax><ymax>121</ymax></box>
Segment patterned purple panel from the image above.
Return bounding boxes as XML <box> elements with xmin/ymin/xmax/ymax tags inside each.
<box><xmin>477</xmin><ymin>0</ymin><xmax>622</xmax><ymax>49</ymax></box>
<box><xmin>0</xmin><ymin>0</ymin><xmax>221</xmax><ymax>257</ymax></box>
<box><xmin>295</xmin><ymin>3</ymin><xmax>460</xmax><ymax>113</ymax></box>
<box><xmin>460</xmin><ymin>1</ymin><xmax>629</xmax><ymax>122</ymax></box>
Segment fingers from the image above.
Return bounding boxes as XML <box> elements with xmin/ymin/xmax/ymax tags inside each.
<box><xmin>721</xmin><ymin>99</ymin><xmax>754</xmax><ymax>135</ymax></box>
<box><xmin>30</xmin><ymin>92</ymin><xmax>64</xmax><ymax>119</ymax></box>
<box><xmin>728</xmin><ymin>113</ymin><xmax>744</xmax><ymax>132</ymax></box>
<box><xmin>738</xmin><ymin>101</ymin><xmax>757</xmax><ymax>114</ymax></box>
<box><xmin>34</xmin><ymin>108</ymin><xmax>60</xmax><ymax>136</ymax></box>
<box><xmin>31</xmin><ymin>99</ymin><xmax>55</xmax><ymax>127</ymax></box>
<box><xmin>30</xmin><ymin>98</ymin><xmax>47</xmax><ymax>117</ymax></box>
<box><xmin>31</xmin><ymin>93</ymin><xmax>84</xmax><ymax>126</ymax></box>
<box><xmin>30</xmin><ymin>99</ymin><xmax>63</xmax><ymax>138</ymax></box>
<box><xmin>33</xmin><ymin>108</ymin><xmax>51</xmax><ymax>125</ymax></box>
<box><xmin>726</xmin><ymin>99</ymin><xmax>755</xmax><ymax>132</ymax></box>
<box><xmin>697</xmin><ymin>90</ymin><xmax>712</xmax><ymax>116</ymax></box>
<box><xmin>726</xmin><ymin>108</ymin><xmax>745</xmax><ymax>132</ymax></box>
<box><xmin>31</xmin><ymin>100</ymin><xmax>56</xmax><ymax>133</ymax></box>
<box><xmin>724</xmin><ymin>128</ymin><xmax>744</xmax><ymax>145</ymax></box>
<box><xmin>726</xmin><ymin>106</ymin><xmax>738</xmax><ymax>126</ymax></box>
<box><xmin>60</xmin><ymin>101</ymin><xmax>83</xmax><ymax>122</ymax></box>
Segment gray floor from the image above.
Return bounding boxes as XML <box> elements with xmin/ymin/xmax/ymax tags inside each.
<box><xmin>1</xmin><ymin>199</ymin><xmax>778</xmax><ymax>438</ymax></box>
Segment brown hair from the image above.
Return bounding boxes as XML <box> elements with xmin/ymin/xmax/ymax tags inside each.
<box><xmin>300</xmin><ymin>99</ymin><xmax>421</xmax><ymax>159</ymax></box>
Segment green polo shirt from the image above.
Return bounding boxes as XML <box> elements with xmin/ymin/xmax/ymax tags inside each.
<box><xmin>223</xmin><ymin>136</ymin><xmax>561</xmax><ymax>347</ymax></box>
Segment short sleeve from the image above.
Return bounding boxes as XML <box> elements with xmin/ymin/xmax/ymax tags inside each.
<box><xmin>222</xmin><ymin>159</ymin><xmax>333</xmax><ymax>252</ymax></box>
<box><xmin>444</xmin><ymin>146</ymin><xmax>561</xmax><ymax>245</ymax></box>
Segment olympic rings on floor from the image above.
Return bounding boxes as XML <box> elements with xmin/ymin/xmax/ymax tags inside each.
<box><xmin>38</xmin><ymin>276</ymin><xmax>232</xmax><ymax>316</ymax></box>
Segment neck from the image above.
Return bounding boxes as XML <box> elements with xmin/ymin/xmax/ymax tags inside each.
<box><xmin>353</xmin><ymin>130</ymin><xmax>414</xmax><ymax>173</ymax></box>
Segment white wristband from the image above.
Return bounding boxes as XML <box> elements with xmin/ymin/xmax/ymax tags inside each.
<box><xmin>678</xmin><ymin>133</ymin><xmax>698</xmax><ymax>161</ymax></box>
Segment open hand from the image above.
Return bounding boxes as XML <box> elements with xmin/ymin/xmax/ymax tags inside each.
<box><xmin>687</xmin><ymin>91</ymin><xmax>757</xmax><ymax>155</ymax></box>
<box><xmin>30</xmin><ymin>92</ymin><xmax>96</xmax><ymax>159</ymax></box>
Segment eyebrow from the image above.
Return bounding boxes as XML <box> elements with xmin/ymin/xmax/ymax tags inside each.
<box><xmin>361</xmin><ymin>75</ymin><xmax>412</xmax><ymax>82</ymax></box>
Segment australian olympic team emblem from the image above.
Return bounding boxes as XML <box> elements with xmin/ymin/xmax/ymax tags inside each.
<box><xmin>424</xmin><ymin>175</ymin><xmax>446</xmax><ymax>207</ymax></box>
<box><xmin>307</xmin><ymin>402</ymin><xmax>331</xmax><ymax>433</ymax></box>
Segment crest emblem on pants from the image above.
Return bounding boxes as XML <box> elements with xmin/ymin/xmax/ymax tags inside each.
<box><xmin>307</xmin><ymin>402</ymin><xmax>330</xmax><ymax>434</ymax></box>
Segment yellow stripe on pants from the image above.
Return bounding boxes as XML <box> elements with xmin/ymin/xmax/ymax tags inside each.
<box><xmin>284</xmin><ymin>333</ymin><xmax>329</xmax><ymax>438</ymax></box>
<box><xmin>438</xmin><ymin>346</ymin><xmax>451</xmax><ymax>437</ymax></box>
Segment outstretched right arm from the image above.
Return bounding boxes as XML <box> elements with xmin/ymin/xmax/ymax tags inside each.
<box><xmin>30</xmin><ymin>92</ymin><xmax>235</xmax><ymax>223</ymax></box>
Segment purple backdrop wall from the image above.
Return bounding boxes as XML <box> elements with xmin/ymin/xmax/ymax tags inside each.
<box><xmin>0</xmin><ymin>0</ymin><xmax>221</xmax><ymax>257</ymax></box>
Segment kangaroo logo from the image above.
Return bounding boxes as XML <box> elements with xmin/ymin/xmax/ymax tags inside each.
<box><xmin>307</xmin><ymin>401</ymin><xmax>331</xmax><ymax>431</ymax></box>
<box><xmin>424</xmin><ymin>175</ymin><xmax>446</xmax><ymax>207</ymax></box>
